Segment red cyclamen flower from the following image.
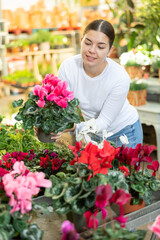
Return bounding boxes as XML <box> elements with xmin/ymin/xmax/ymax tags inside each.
<box><xmin>147</xmin><ymin>160</ymin><xmax>159</xmax><ymax>176</ymax></box>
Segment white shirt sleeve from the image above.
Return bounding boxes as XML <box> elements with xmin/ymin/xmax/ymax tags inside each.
<box><xmin>95</xmin><ymin>79</ymin><xmax>130</xmax><ymax>133</ymax></box>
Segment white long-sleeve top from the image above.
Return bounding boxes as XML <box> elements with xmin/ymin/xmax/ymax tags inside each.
<box><xmin>58</xmin><ymin>54</ymin><xmax>139</xmax><ymax>137</ymax></box>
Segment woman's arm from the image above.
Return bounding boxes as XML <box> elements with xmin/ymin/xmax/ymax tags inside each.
<box><xmin>95</xmin><ymin>78</ymin><xmax>130</xmax><ymax>132</ymax></box>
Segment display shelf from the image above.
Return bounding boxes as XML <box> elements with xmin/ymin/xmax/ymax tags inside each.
<box><xmin>8</xmin><ymin>29</ymin><xmax>81</xmax><ymax>53</ymax></box>
<box><xmin>4</xmin><ymin>48</ymin><xmax>75</xmax><ymax>80</ymax></box>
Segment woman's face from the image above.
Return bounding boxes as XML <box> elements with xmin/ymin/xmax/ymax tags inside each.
<box><xmin>81</xmin><ymin>30</ymin><xmax>111</xmax><ymax>68</ymax></box>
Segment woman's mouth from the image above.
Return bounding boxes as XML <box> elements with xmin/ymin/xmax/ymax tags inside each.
<box><xmin>86</xmin><ymin>55</ymin><xmax>96</xmax><ymax>61</ymax></box>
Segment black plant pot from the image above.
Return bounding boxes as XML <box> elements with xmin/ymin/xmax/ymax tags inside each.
<box><xmin>37</xmin><ymin>128</ymin><xmax>55</xmax><ymax>143</ymax></box>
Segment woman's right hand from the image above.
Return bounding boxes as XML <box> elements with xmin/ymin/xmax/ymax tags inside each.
<box><xmin>50</xmin><ymin>124</ymin><xmax>76</xmax><ymax>141</ymax></box>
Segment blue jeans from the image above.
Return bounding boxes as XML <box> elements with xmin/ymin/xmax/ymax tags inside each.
<box><xmin>92</xmin><ymin>119</ymin><xmax>143</xmax><ymax>148</ymax></box>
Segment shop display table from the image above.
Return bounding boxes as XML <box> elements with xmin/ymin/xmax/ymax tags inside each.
<box><xmin>136</xmin><ymin>102</ymin><xmax>160</xmax><ymax>163</ymax></box>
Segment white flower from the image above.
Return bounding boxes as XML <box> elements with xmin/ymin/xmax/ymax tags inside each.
<box><xmin>120</xmin><ymin>50</ymin><xmax>151</xmax><ymax>66</ymax></box>
<box><xmin>119</xmin><ymin>134</ymin><xmax>129</xmax><ymax>145</ymax></box>
<box><xmin>75</xmin><ymin>118</ymin><xmax>98</xmax><ymax>143</ymax></box>
<box><xmin>102</xmin><ymin>129</ymin><xmax>113</xmax><ymax>140</ymax></box>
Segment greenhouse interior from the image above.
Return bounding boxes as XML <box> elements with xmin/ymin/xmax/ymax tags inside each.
<box><xmin>0</xmin><ymin>0</ymin><xmax>160</xmax><ymax>239</ymax></box>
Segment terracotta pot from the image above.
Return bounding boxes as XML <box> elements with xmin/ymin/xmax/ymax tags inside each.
<box><xmin>37</xmin><ymin>128</ymin><xmax>55</xmax><ymax>143</ymax></box>
<box><xmin>29</xmin><ymin>44</ymin><xmax>39</xmax><ymax>52</ymax></box>
<box><xmin>123</xmin><ymin>198</ymin><xmax>145</xmax><ymax>215</ymax></box>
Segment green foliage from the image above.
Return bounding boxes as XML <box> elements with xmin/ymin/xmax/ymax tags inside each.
<box><xmin>0</xmin><ymin>206</ymin><xmax>44</xmax><ymax>240</ymax></box>
<box><xmin>105</xmin><ymin>0</ymin><xmax>144</xmax><ymax>52</ymax></box>
<box><xmin>49</xmin><ymin>34</ymin><xmax>70</xmax><ymax>49</ymax></box>
<box><xmin>135</xmin><ymin>0</ymin><xmax>160</xmax><ymax>50</ymax></box>
<box><xmin>92</xmin><ymin>222</ymin><xmax>146</xmax><ymax>240</ymax></box>
<box><xmin>2</xmin><ymin>70</ymin><xmax>37</xmax><ymax>85</ymax></box>
<box><xmin>126</xmin><ymin>169</ymin><xmax>160</xmax><ymax>205</ymax></box>
<box><xmin>45</xmin><ymin>166</ymin><xmax>129</xmax><ymax>216</ymax></box>
<box><xmin>0</xmin><ymin>123</ymin><xmax>73</xmax><ymax>160</ymax></box>
<box><xmin>12</xmin><ymin>93</ymin><xmax>81</xmax><ymax>135</ymax></box>
<box><xmin>129</xmin><ymin>81</ymin><xmax>147</xmax><ymax>91</ymax></box>
<box><xmin>29</xmin><ymin>30</ymin><xmax>51</xmax><ymax>45</ymax></box>
<box><xmin>45</xmin><ymin>163</ymin><xmax>96</xmax><ymax>215</ymax></box>
<box><xmin>151</xmin><ymin>55</ymin><xmax>160</xmax><ymax>70</ymax></box>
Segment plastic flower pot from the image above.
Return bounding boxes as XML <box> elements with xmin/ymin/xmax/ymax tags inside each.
<box><xmin>37</xmin><ymin>128</ymin><xmax>55</xmax><ymax>143</ymax></box>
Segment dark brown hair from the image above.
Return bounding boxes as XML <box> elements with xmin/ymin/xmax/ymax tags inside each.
<box><xmin>83</xmin><ymin>19</ymin><xmax>115</xmax><ymax>49</ymax></box>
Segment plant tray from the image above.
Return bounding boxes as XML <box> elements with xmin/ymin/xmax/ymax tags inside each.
<box><xmin>127</xmin><ymin>89</ymin><xmax>147</xmax><ymax>106</ymax></box>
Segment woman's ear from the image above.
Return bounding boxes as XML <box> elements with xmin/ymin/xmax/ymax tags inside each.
<box><xmin>107</xmin><ymin>46</ymin><xmax>114</xmax><ymax>57</ymax></box>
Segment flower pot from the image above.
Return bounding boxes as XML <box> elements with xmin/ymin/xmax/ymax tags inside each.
<box><xmin>127</xmin><ymin>89</ymin><xmax>147</xmax><ymax>106</ymax></box>
<box><xmin>37</xmin><ymin>128</ymin><xmax>55</xmax><ymax>143</ymax></box>
<box><xmin>66</xmin><ymin>210</ymin><xmax>103</xmax><ymax>233</ymax></box>
<box><xmin>39</xmin><ymin>42</ymin><xmax>50</xmax><ymax>51</ymax></box>
<box><xmin>125</xmin><ymin>66</ymin><xmax>143</xmax><ymax>80</ymax></box>
<box><xmin>123</xmin><ymin>199</ymin><xmax>145</xmax><ymax>215</ymax></box>
<box><xmin>66</xmin><ymin>212</ymin><xmax>87</xmax><ymax>233</ymax></box>
<box><xmin>29</xmin><ymin>44</ymin><xmax>39</xmax><ymax>52</ymax></box>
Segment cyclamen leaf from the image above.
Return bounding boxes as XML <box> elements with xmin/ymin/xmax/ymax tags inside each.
<box><xmin>150</xmin><ymin>182</ymin><xmax>158</xmax><ymax>191</ymax></box>
<box><xmin>0</xmin><ymin>211</ymin><xmax>11</xmax><ymax>227</ymax></box>
<box><xmin>0</xmin><ymin>230</ymin><xmax>9</xmax><ymax>240</ymax></box>
<box><xmin>20</xmin><ymin>224</ymin><xmax>43</xmax><ymax>240</ymax></box>
<box><xmin>12</xmin><ymin>99</ymin><xmax>23</xmax><ymax>108</ymax></box>
<box><xmin>72</xmin><ymin>198</ymin><xmax>87</xmax><ymax>214</ymax></box>
<box><xmin>131</xmin><ymin>183</ymin><xmax>146</xmax><ymax>193</ymax></box>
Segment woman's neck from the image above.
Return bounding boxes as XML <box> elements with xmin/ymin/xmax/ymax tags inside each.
<box><xmin>83</xmin><ymin>60</ymin><xmax>108</xmax><ymax>78</ymax></box>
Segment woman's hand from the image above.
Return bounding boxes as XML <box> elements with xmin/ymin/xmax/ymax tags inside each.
<box><xmin>50</xmin><ymin>124</ymin><xmax>76</xmax><ymax>141</ymax></box>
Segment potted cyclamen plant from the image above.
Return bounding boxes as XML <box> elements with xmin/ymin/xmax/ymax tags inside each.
<box><xmin>0</xmin><ymin>161</ymin><xmax>52</xmax><ymax>240</ymax></box>
<box><xmin>44</xmin><ymin>140</ymin><xmax>130</xmax><ymax>233</ymax></box>
<box><xmin>60</xmin><ymin>184</ymin><xmax>147</xmax><ymax>240</ymax></box>
<box><xmin>12</xmin><ymin>74</ymin><xmax>81</xmax><ymax>143</ymax></box>
<box><xmin>115</xmin><ymin>143</ymin><xmax>160</xmax><ymax>214</ymax></box>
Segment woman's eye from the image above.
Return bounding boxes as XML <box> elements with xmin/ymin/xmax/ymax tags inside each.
<box><xmin>98</xmin><ymin>46</ymin><xmax>105</xmax><ymax>49</ymax></box>
<box><xmin>85</xmin><ymin>42</ymin><xmax>90</xmax><ymax>46</ymax></box>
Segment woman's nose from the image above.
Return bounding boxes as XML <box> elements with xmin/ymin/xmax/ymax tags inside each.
<box><xmin>88</xmin><ymin>45</ymin><xmax>96</xmax><ymax>53</ymax></box>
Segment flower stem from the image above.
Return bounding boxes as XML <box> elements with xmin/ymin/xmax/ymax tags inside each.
<box><xmin>108</xmin><ymin>204</ymin><xmax>115</xmax><ymax>231</ymax></box>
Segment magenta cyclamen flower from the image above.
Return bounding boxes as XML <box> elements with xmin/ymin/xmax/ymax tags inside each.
<box><xmin>61</xmin><ymin>220</ymin><xmax>79</xmax><ymax>240</ymax></box>
<box><xmin>33</xmin><ymin>74</ymin><xmax>74</xmax><ymax>109</ymax></box>
<box><xmin>95</xmin><ymin>184</ymin><xmax>112</xmax><ymax>209</ymax></box>
<box><xmin>84</xmin><ymin>210</ymin><xmax>99</xmax><ymax>229</ymax></box>
<box><xmin>147</xmin><ymin>160</ymin><xmax>160</xmax><ymax>176</ymax></box>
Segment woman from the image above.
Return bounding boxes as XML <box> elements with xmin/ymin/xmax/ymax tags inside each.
<box><xmin>54</xmin><ymin>19</ymin><xmax>143</xmax><ymax>148</ymax></box>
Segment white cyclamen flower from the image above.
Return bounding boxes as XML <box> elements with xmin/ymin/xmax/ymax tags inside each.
<box><xmin>102</xmin><ymin>129</ymin><xmax>113</xmax><ymax>140</ymax></box>
<box><xmin>119</xmin><ymin>134</ymin><xmax>129</xmax><ymax>145</ymax></box>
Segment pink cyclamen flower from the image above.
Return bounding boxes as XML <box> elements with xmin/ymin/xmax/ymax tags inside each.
<box><xmin>2</xmin><ymin>161</ymin><xmax>52</xmax><ymax>214</ymax></box>
<box><xmin>61</xmin><ymin>220</ymin><xmax>79</xmax><ymax>240</ymax></box>
<box><xmin>147</xmin><ymin>160</ymin><xmax>159</xmax><ymax>176</ymax></box>
<box><xmin>148</xmin><ymin>215</ymin><xmax>160</xmax><ymax>238</ymax></box>
<box><xmin>33</xmin><ymin>85</ymin><xmax>48</xmax><ymax>108</ymax></box>
<box><xmin>12</xmin><ymin>161</ymin><xmax>28</xmax><ymax>175</ymax></box>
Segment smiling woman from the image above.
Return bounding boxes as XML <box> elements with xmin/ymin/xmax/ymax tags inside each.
<box><xmin>57</xmin><ymin>19</ymin><xmax>143</xmax><ymax>149</ymax></box>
